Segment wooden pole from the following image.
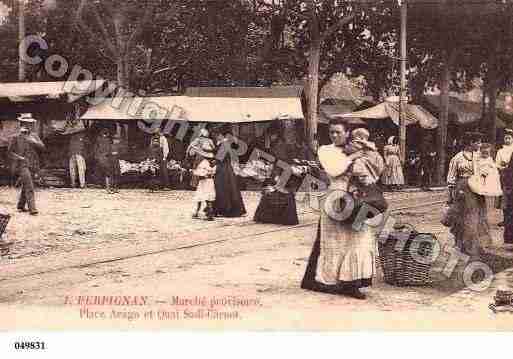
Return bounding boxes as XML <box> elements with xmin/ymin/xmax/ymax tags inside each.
<box><xmin>439</xmin><ymin>50</ymin><xmax>451</xmax><ymax>185</ymax></box>
<box><xmin>399</xmin><ymin>0</ymin><xmax>407</xmax><ymax>164</ymax></box>
<box><xmin>18</xmin><ymin>0</ymin><xmax>26</xmax><ymax>81</ymax></box>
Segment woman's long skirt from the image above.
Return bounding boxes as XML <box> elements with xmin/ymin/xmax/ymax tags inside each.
<box><xmin>254</xmin><ymin>191</ymin><xmax>299</xmax><ymax>225</ymax></box>
<box><xmin>301</xmin><ymin>203</ymin><xmax>376</xmax><ymax>291</ymax></box>
<box><xmin>450</xmin><ymin>180</ymin><xmax>491</xmax><ymax>258</ymax></box>
<box><xmin>504</xmin><ymin>191</ymin><xmax>513</xmax><ymax>244</ymax></box>
<box><xmin>213</xmin><ymin>160</ymin><xmax>246</xmax><ymax>217</ymax></box>
<box><xmin>382</xmin><ymin>155</ymin><xmax>405</xmax><ymax>185</ymax></box>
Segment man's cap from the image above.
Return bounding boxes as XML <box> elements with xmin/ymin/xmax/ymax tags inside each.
<box><xmin>505</xmin><ymin>128</ymin><xmax>513</xmax><ymax>135</ymax></box>
<box><xmin>17</xmin><ymin>113</ymin><xmax>36</xmax><ymax>123</ymax></box>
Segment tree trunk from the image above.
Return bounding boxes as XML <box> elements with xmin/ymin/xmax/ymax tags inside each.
<box><xmin>488</xmin><ymin>61</ymin><xmax>498</xmax><ymax>147</ymax></box>
<box><xmin>436</xmin><ymin>49</ymin><xmax>452</xmax><ymax>185</ymax></box>
<box><xmin>306</xmin><ymin>38</ymin><xmax>321</xmax><ymax>152</ymax></box>
<box><xmin>117</xmin><ymin>57</ymin><xmax>129</xmax><ymax>89</ymax></box>
<box><xmin>481</xmin><ymin>75</ymin><xmax>488</xmax><ymax>132</ymax></box>
<box><xmin>305</xmin><ymin>0</ymin><xmax>321</xmax><ymax>152</ymax></box>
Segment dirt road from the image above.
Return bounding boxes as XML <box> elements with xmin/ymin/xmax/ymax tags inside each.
<box><xmin>1</xmin><ymin>188</ymin><xmax>512</xmax><ymax>330</ymax></box>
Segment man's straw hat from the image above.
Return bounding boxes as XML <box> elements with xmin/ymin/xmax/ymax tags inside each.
<box><xmin>17</xmin><ymin>113</ymin><xmax>36</xmax><ymax>123</ymax></box>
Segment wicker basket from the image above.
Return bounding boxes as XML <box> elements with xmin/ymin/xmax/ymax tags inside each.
<box><xmin>0</xmin><ymin>213</ymin><xmax>11</xmax><ymax>237</ymax></box>
<box><xmin>378</xmin><ymin>224</ymin><xmax>436</xmax><ymax>286</ymax></box>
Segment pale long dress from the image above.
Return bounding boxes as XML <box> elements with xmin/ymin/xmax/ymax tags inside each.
<box><xmin>382</xmin><ymin>144</ymin><xmax>405</xmax><ymax>185</ymax></box>
<box><xmin>312</xmin><ymin>144</ymin><xmax>377</xmax><ymax>286</ymax></box>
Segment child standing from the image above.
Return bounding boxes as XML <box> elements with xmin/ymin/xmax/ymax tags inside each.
<box><xmin>192</xmin><ymin>146</ymin><xmax>217</xmax><ymax>221</ymax></box>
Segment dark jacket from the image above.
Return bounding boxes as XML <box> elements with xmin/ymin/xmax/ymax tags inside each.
<box><xmin>8</xmin><ymin>132</ymin><xmax>46</xmax><ymax>173</ymax></box>
<box><xmin>69</xmin><ymin>132</ymin><xmax>87</xmax><ymax>156</ymax></box>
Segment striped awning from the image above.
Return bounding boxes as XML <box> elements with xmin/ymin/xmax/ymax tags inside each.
<box><xmin>333</xmin><ymin>100</ymin><xmax>438</xmax><ymax>129</ymax></box>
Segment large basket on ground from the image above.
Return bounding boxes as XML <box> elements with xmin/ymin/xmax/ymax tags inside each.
<box><xmin>378</xmin><ymin>224</ymin><xmax>436</xmax><ymax>287</ymax></box>
<box><xmin>0</xmin><ymin>213</ymin><xmax>11</xmax><ymax>237</ymax></box>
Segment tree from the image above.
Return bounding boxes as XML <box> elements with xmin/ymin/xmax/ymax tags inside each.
<box><xmin>75</xmin><ymin>0</ymin><xmax>158</xmax><ymax>89</ymax></box>
<box><xmin>282</xmin><ymin>0</ymin><xmax>384</xmax><ymax>150</ymax></box>
<box><xmin>0</xmin><ymin>0</ymin><xmax>18</xmax><ymax>82</ymax></box>
<box><xmin>405</xmin><ymin>0</ymin><xmax>513</xmax><ymax>184</ymax></box>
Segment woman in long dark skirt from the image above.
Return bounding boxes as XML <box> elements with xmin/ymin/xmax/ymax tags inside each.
<box><xmin>503</xmin><ymin>156</ymin><xmax>513</xmax><ymax>250</ymax></box>
<box><xmin>253</xmin><ymin>177</ymin><xmax>300</xmax><ymax>226</ymax></box>
<box><xmin>212</xmin><ymin>129</ymin><xmax>246</xmax><ymax>217</ymax></box>
<box><xmin>254</xmin><ymin>129</ymin><xmax>307</xmax><ymax>226</ymax></box>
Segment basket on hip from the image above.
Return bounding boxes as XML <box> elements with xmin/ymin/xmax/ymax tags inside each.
<box><xmin>378</xmin><ymin>224</ymin><xmax>436</xmax><ymax>287</ymax></box>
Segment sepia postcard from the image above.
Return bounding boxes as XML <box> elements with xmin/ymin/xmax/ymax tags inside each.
<box><xmin>1</xmin><ymin>0</ymin><xmax>513</xmax><ymax>339</ymax></box>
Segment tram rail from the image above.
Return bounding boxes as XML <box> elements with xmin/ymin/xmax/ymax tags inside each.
<box><xmin>0</xmin><ymin>193</ymin><xmax>448</xmax><ymax>283</ymax></box>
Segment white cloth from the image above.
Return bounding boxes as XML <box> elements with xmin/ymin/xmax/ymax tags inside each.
<box><xmin>159</xmin><ymin>135</ymin><xmax>169</xmax><ymax>160</ymax></box>
<box><xmin>496</xmin><ymin>145</ymin><xmax>513</xmax><ymax>170</ymax></box>
<box><xmin>317</xmin><ymin>144</ymin><xmax>352</xmax><ymax>181</ymax></box>
<box><xmin>469</xmin><ymin>157</ymin><xmax>502</xmax><ymax>197</ymax></box>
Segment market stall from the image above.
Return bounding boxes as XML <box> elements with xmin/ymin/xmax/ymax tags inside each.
<box><xmin>78</xmin><ymin>87</ymin><xmax>306</xmax><ymax>189</ymax></box>
<box><xmin>0</xmin><ymin>81</ymin><xmax>103</xmax><ymax>186</ymax></box>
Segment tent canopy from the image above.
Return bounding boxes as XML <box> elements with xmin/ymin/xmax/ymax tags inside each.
<box><xmin>0</xmin><ymin>80</ymin><xmax>105</xmax><ymax>102</ymax></box>
<box><xmin>80</xmin><ymin>96</ymin><xmax>304</xmax><ymax>123</ymax></box>
<box><xmin>333</xmin><ymin>98</ymin><xmax>439</xmax><ymax>129</ymax></box>
<box><xmin>185</xmin><ymin>86</ymin><xmax>303</xmax><ymax>98</ymax></box>
<box><xmin>424</xmin><ymin>95</ymin><xmax>507</xmax><ymax>128</ymax></box>
<box><xmin>318</xmin><ymin>99</ymin><xmax>363</xmax><ymax>125</ymax></box>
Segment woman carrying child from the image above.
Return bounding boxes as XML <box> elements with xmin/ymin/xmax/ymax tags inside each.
<box><xmin>301</xmin><ymin>121</ymin><xmax>386</xmax><ymax>300</ymax></box>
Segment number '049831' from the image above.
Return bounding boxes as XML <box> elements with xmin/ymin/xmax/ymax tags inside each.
<box><xmin>14</xmin><ymin>341</ymin><xmax>46</xmax><ymax>350</ymax></box>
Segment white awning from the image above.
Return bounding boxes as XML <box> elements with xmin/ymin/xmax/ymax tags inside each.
<box><xmin>80</xmin><ymin>96</ymin><xmax>304</xmax><ymax>123</ymax></box>
<box><xmin>0</xmin><ymin>80</ymin><xmax>106</xmax><ymax>102</ymax></box>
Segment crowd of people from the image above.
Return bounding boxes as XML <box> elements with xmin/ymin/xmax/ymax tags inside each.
<box><xmin>443</xmin><ymin>129</ymin><xmax>513</xmax><ymax>258</ymax></box>
<box><xmin>4</xmin><ymin>112</ymin><xmax>513</xmax><ymax>302</ymax></box>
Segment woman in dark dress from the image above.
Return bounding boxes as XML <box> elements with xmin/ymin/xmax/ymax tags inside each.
<box><xmin>94</xmin><ymin>128</ymin><xmax>113</xmax><ymax>191</ymax></box>
<box><xmin>212</xmin><ymin>128</ymin><xmax>247</xmax><ymax>217</ymax></box>
<box><xmin>253</xmin><ymin>175</ymin><xmax>301</xmax><ymax>226</ymax></box>
<box><xmin>503</xmin><ymin>156</ymin><xmax>513</xmax><ymax>250</ymax></box>
<box><xmin>253</xmin><ymin>133</ymin><xmax>304</xmax><ymax>226</ymax></box>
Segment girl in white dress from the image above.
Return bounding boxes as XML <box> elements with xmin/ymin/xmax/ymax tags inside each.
<box><xmin>191</xmin><ymin>147</ymin><xmax>217</xmax><ymax>221</ymax></box>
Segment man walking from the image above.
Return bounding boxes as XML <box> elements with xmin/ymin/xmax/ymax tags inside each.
<box><xmin>8</xmin><ymin>113</ymin><xmax>46</xmax><ymax>215</ymax></box>
<box><xmin>68</xmin><ymin>131</ymin><xmax>88</xmax><ymax>188</ymax></box>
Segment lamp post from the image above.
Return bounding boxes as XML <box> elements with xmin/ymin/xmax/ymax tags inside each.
<box><xmin>399</xmin><ymin>0</ymin><xmax>407</xmax><ymax>164</ymax></box>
